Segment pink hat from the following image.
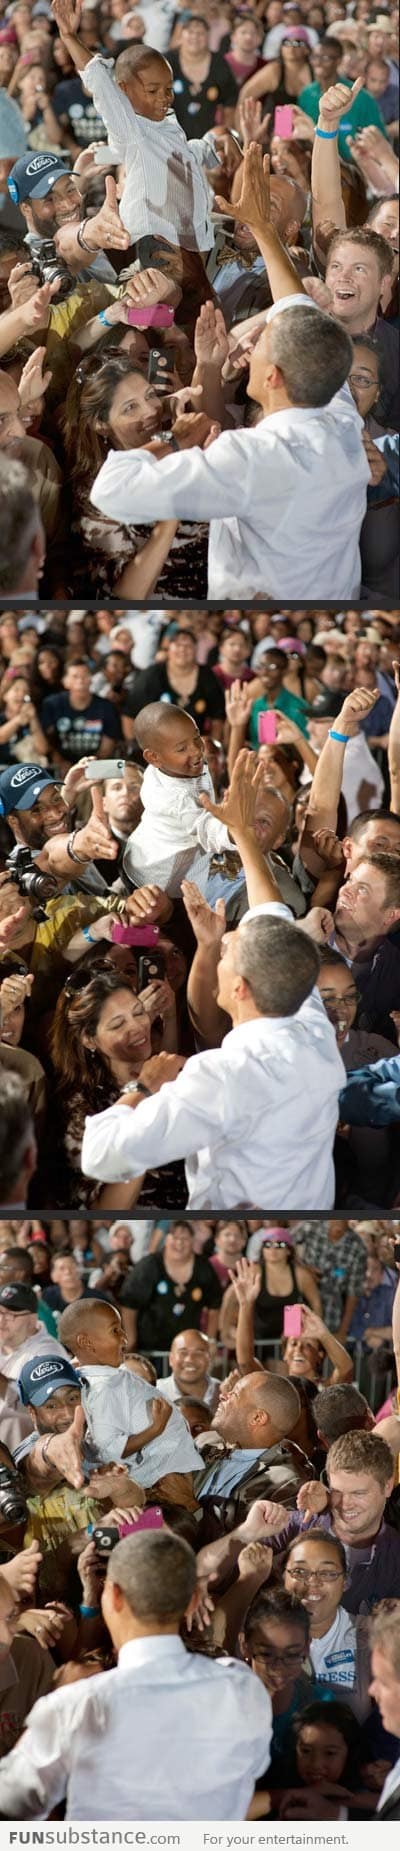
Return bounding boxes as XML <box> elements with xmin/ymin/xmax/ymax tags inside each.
<box><xmin>262</xmin><ymin>1228</ymin><xmax>294</xmax><ymax>1246</ymax></box>
<box><xmin>282</xmin><ymin>25</ymin><xmax>312</xmax><ymax>43</ymax></box>
<box><xmin>278</xmin><ymin>637</ymin><xmax>306</xmax><ymax>656</ymax></box>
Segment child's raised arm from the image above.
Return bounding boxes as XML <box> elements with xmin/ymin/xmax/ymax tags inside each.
<box><xmin>51</xmin><ymin>0</ymin><xmax>132</xmax><ymax>159</ymax></box>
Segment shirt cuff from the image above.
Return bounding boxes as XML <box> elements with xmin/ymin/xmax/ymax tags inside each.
<box><xmin>241</xmin><ymin>902</ymin><xmax>293</xmax><ymax>925</ymax></box>
<box><xmin>266</xmin><ymin>294</ymin><xmax>317</xmax><ymax>323</ymax></box>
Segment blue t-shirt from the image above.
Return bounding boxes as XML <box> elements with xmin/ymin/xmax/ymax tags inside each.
<box><xmin>41</xmin><ymin>692</ymin><xmax>119</xmax><ymax>761</ymax></box>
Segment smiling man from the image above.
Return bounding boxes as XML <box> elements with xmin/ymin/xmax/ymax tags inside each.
<box><xmin>91</xmin><ymin>142</ymin><xmax>369</xmax><ymax>601</ymax></box>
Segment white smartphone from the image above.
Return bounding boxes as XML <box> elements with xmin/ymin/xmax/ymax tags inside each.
<box><xmin>84</xmin><ymin>760</ymin><xmax>126</xmax><ymax>781</ymax></box>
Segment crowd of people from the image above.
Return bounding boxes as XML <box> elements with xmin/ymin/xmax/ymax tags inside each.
<box><xmin>1</xmin><ymin>603</ymin><xmax>400</xmax><ymax>1213</ymax></box>
<box><xmin>0</xmin><ymin>1211</ymin><xmax>398</xmax><ymax>1817</ymax></box>
<box><xmin>0</xmin><ymin>0</ymin><xmax>398</xmax><ymax>600</ymax></box>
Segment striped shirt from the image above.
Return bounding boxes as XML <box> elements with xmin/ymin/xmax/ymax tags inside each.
<box><xmin>79</xmin><ymin>1363</ymin><xmax>202</xmax><ymax>1487</ymax></box>
<box><xmin>83</xmin><ymin>57</ymin><xmax>216</xmax><ymax>250</ymax></box>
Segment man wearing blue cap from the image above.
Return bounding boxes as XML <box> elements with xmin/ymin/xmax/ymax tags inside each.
<box><xmin>15</xmin><ymin>1354</ymin><xmax>87</xmax><ymax>1489</ymax></box>
<box><xmin>7</xmin><ymin>151</ymin><xmax>126</xmax><ymax>285</ymax></box>
<box><xmin>0</xmin><ymin>762</ymin><xmax>118</xmax><ymax>895</ymax></box>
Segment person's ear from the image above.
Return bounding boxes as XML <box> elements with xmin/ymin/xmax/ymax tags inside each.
<box><xmin>238</xmin><ymin>1628</ymin><xmax>250</xmax><ymax>1663</ymax></box>
<box><xmin>287</xmin><ymin>218</ymin><xmax>300</xmax><ymax>246</ymax></box>
<box><xmin>342</xmin><ymin>835</ymin><xmax>353</xmax><ymax>870</ymax></box>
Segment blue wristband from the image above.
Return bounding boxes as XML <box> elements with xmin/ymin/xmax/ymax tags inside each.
<box><xmin>79</xmin><ymin>1604</ymin><xmax>100</xmax><ymax>1617</ymax></box>
<box><xmin>316</xmin><ymin>127</ymin><xmax>338</xmax><ymax>139</ymax></box>
<box><xmin>329</xmin><ymin>729</ymin><xmax>350</xmax><ymax>743</ymax></box>
<box><xmin>98</xmin><ymin>309</ymin><xmax>114</xmax><ymax>327</ymax></box>
<box><xmin>82</xmin><ymin>925</ymin><xmax>96</xmax><ymax>944</ymax></box>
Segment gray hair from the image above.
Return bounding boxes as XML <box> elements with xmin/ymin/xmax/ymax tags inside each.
<box><xmin>106</xmin><ymin>1530</ymin><xmax>197</xmax><ymax>1620</ymax></box>
<box><xmin>269</xmin><ymin>307</ymin><xmax>353</xmax><ymax>408</ymax></box>
<box><xmin>0</xmin><ymin>456</ymin><xmax>41</xmax><ymax>595</ymax></box>
<box><xmin>233</xmin><ymin>916</ymin><xmax>319</xmax><ymax>1015</ymax></box>
<box><xmin>369</xmin><ymin>1600</ymin><xmax>400</xmax><ymax>1680</ymax></box>
<box><xmin>0</xmin><ymin>1073</ymin><xmax>34</xmax><ymax>1205</ymax></box>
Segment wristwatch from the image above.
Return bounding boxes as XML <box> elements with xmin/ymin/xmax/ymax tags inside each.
<box><xmin>122</xmin><ymin>1080</ymin><xmax>151</xmax><ymax>1098</ymax></box>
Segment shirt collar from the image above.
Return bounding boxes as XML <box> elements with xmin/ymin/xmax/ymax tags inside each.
<box><xmin>118</xmin><ymin>1635</ymin><xmax>187</xmax><ymax>1669</ymax></box>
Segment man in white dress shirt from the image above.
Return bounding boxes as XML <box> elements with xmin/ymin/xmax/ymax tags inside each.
<box><xmin>91</xmin><ymin>145</ymin><xmax>369</xmax><ymax>601</ymax></box>
<box><xmin>82</xmin><ymin>753</ymin><xmax>345</xmax><ymax>1209</ymax></box>
<box><xmin>370</xmin><ymin>1600</ymin><xmax>400</xmax><ymax>1819</ymax></box>
<box><xmin>0</xmin><ymin>1530</ymin><xmax>272</xmax><ymax>1819</ymax></box>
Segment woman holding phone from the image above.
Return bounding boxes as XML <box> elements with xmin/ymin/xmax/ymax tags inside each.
<box><xmin>220</xmin><ymin>1227</ymin><xmax>321</xmax><ymax>1350</ymax></box>
<box><xmin>239</xmin><ymin>27</ymin><xmax>313</xmax><ymax>119</ymax></box>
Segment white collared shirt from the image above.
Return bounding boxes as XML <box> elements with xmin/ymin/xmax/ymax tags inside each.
<box><xmin>79</xmin><ymin>1362</ymin><xmax>202</xmax><ymax>1485</ymax></box>
<box><xmin>123</xmin><ymin>761</ymin><xmax>231</xmax><ymax>896</ymax></box>
<box><xmin>378</xmin><ymin>1752</ymin><xmax>400</xmax><ymax>1813</ymax></box>
<box><xmin>156</xmin><ymin>1371</ymin><xmax>220</xmax><ymax>1410</ymax></box>
<box><xmin>91</xmin><ymin>372</ymin><xmax>369</xmax><ymax>601</ymax></box>
<box><xmin>82</xmin><ymin>902</ymin><xmax>345</xmax><ymax>1209</ymax></box>
<box><xmin>0</xmin><ymin>1326</ymin><xmax>68</xmax><ymax>1381</ymax></box>
<box><xmin>0</xmin><ymin>1634</ymin><xmax>271</xmax><ymax>1820</ymax></box>
<box><xmin>83</xmin><ymin>56</ymin><xmax>215</xmax><ymax>249</ymax></box>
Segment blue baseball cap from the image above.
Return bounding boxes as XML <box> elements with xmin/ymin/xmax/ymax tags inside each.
<box><xmin>8</xmin><ymin>153</ymin><xmax>73</xmax><ymax>206</ymax></box>
<box><xmin>18</xmin><ymin>1355</ymin><xmax>81</xmax><ymax>1408</ymax></box>
<box><xmin>0</xmin><ymin>764</ymin><xmax>57</xmax><ymax>818</ymax></box>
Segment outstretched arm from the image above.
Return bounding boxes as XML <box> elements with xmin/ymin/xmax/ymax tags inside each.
<box><xmin>199</xmin><ymin>749</ymin><xmax>288</xmax><ymax>910</ymax></box>
<box><xmin>215</xmin><ymin>142</ymin><xmax>306</xmax><ymax>304</ymax></box>
<box><xmin>307</xmin><ymin>688</ymin><xmax>380</xmax><ymax>833</ymax></box>
<box><xmin>311</xmin><ymin>80</ymin><xmax>363</xmax><ymax>245</ymax></box>
<box><xmin>389</xmin><ymin>661</ymin><xmax>400</xmax><ymax>817</ymax></box>
<box><xmin>51</xmin><ymin>0</ymin><xmax>91</xmax><ymax>70</ymax></box>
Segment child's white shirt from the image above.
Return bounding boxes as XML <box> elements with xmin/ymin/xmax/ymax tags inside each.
<box><xmin>83</xmin><ymin>56</ymin><xmax>217</xmax><ymax>249</ymax></box>
<box><xmin>123</xmin><ymin>761</ymin><xmax>231</xmax><ymax>896</ymax></box>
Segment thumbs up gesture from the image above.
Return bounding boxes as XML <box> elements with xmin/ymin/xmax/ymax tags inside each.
<box><xmin>85</xmin><ymin>174</ymin><xmax>131</xmax><ymax>253</ymax></box>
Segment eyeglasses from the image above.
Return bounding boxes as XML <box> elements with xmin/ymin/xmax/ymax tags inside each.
<box><xmin>64</xmin><ymin>953</ymin><xmax>118</xmax><ymax>996</ymax></box>
<box><xmin>286</xmin><ymin>1567</ymin><xmax>342</xmax><ymax>1585</ymax></box>
<box><xmin>252</xmin><ymin>1646</ymin><xmax>305</xmax><ymax>1666</ymax></box>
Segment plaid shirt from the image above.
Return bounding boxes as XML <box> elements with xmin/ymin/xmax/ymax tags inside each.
<box><xmin>293</xmin><ymin>1223</ymin><xmax>367</xmax><ymax>1329</ymax></box>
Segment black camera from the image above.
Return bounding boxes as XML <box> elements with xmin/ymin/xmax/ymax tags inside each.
<box><xmin>91</xmin><ymin>1525</ymin><xmax>120</xmax><ymax>1556</ymax></box>
<box><xmin>29</xmin><ymin>237</ymin><xmax>74</xmax><ymax>302</ymax></box>
<box><xmin>0</xmin><ymin>1463</ymin><xmax>27</xmax><ymax>1527</ymax></box>
<box><xmin>6</xmin><ymin>845</ymin><xmax>58</xmax><ymax>907</ymax></box>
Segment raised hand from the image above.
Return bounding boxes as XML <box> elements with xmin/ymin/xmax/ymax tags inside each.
<box><xmin>45</xmin><ymin>1404</ymin><xmax>86</xmax><ymax>1490</ymax></box>
<box><xmin>172</xmin><ymin>409</ymin><xmax>218</xmax><ymax>450</ymax></box>
<box><xmin>228</xmin><ymin>1256</ymin><xmax>261</xmax><ymax>1305</ymax></box>
<box><xmin>239</xmin><ymin>98</ymin><xmax>271</xmax><ymax>149</ymax></box>
<box><xmin>362</xmin><ymin>430</ymin><xmax>388</xmax><ymax>486</ymax></box>
<box><xmin>198</xmin><ymin>747</ymin><xmax>263</xmax><ymax>835</ymax></box>
<box><xmin>125</xmin><ymin>267</ymin><xmax>180</xmax><ymax>309</ymax></box>
<box><xmin>131</xmin><ymin>1052</ymin><xmax>186</xmax><ymax>1094</ymax></box>
<box><xmin>239</xmin><ymin>1498</ymin><xmax>289</xmax><ymax>1542</ymax></box>
<box><xmin>149</xmin><ymin>1395</ymin><xmax>172</xmax><ymax>1437</ymax></box>
<box><xmin>18</xmin><ymin>1603</ymin><xmax>74</xmax><ymax>1649</ymax></box>
<box><xmin>214</xmin><ymin>141</ymin><xmax>270</xmax><ymax>237</ymax></box>
<box><xmin>2</xmin><ymin>1540</ymin><xmax>41</xmax><ymax>1601</ymax></box>
<box><xmin>19</xmin><ymin>347</ymin><xmax>52</xmax><ymax>409</ymax></box>
<box><xmin>194</xmin><ymin>302</ymin><xmax>229</xmax><ymax>370</ymax></box>
<box><xmin>124</xmin><ymin>886</ymin><xmax>173</xmax><ymax>928</ymax></box>
<box><xmin>310</xmin><ymin>827</ymin><xmax>344</xmax><ymax>871</ymax></box>
<box><xmin>238</xmin><ymin>1541</ymin><xmax>273</xmax><ymax>1580</ymax></box>
<box><xmin>225</xmin><ymin>679</ymin><xmax>254</xmax><ymax>731</ymax></box>
<box><xmin>7</xmin><ymin>261</ymin><xmax>36</xmax><ymax>310</ymax></box>
<box><xmin>21</xmin><ymin>279</ymin><xmax>61</xmax><ymax>332</ymax></box>
<box><xmin>0</xmin><ymin>905</ymin><xmax>30</xmax><ymax>955</ymax></box>
<box><xmin>139</xmin><ymin>977</ymin><xmax>176</xmax><ymax>1022</ymax></box>
<box><xmin>181</xmin><ymin>880</ymin><xmax>226</xmax><ymax>949</ymax></box>
<box><xmin>0</xmin><ymin>972</ymin><xmax>34</xmax><ymax>1023</ymax></box>
<box><xmin>296</xmin><ymin>1479</ymin><xmax>328</xmax><ymax>1520</ymax></box>
<box><xmin>336</xmin><ymin>686</ymin><xmax>380</xmax><ymax>735</ymax></box>
<box><xmin>51</xmin><ymin>0</ymin><xmax>82</xmax><ymax>36</ymax></box>
<box><xmin>303</xmin><ymin>276</ymin><xmax>334</xmax><ymax>311</ymax></box>
<box><xmin>298</xmin><ymin>906</ymin><xmax>335</xmax><ymax>945</ymax></box>
<box><xmin>291</xmin><ymin>104</ymin><xmax>316</xmax><ymax>142</ymax></box>
<box><xmin>318</xmin><ymin>75</ymin><xmax>363</xmax><ymax>134</ymax></box>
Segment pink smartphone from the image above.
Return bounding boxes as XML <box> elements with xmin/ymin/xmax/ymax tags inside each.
<box><xmin>284</xmin><ymin>1304</ymin><xmax>303</xmax><ymax>1338</ymax></box>
<box><xmin>258</xmin><ymin>710</ymin><xmax>278</xmax><ymax>745</ymax></box>
<box><xmin>120</xmin><ymin>1507</ymin><xmax>164</xmax><ymax>1535</ymax></box>
<box><xmin>274</xmin><ymin>105</ymin><xmax>294</xmax><ymax>139</ymax></box>
<box><xmin>111</xmin><ymin>923</ymin><xmax>160</xmax><ymax>947</ymax></box>
<box><xmin>126</xmin><ymin>305</ymin><xmax>175</xmax><ymax>329</ymax></box>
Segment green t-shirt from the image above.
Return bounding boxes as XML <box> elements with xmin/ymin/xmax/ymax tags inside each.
<box><xmin>249</xmin><ymin>685</ymin><xmax>309</xmax><ymax>749</ymax></box>
<box><xmin>37</xmin><ymin>1300</ymin><xmax>58</xmax><ymax>1340</ymax></box>
<box><xmin>299</xmin><ymin>78</ymin><xmax>387</xmax><ymax>161</ymax></box>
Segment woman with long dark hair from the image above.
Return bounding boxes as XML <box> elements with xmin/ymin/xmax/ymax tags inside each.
<box><xmin>50</xmin><ymin>966</ymin><xmax>187</xmax><ymax>1213</ymax></box>
<box><xmin>63</xmin><ymin>353</ymin><xmax>208</xmax><ymax>600</ymax></box>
